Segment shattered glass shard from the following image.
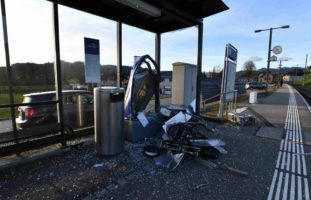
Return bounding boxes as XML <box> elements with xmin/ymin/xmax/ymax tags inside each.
<box><xmin>189</xmin><ymin>139</ymin><xmax>226</xmax><ymax>147</ymax></box>
<box><xmin>154</xmin><ymin>151</ymin><xmax>184</xmax><ymax>171</ymax></box>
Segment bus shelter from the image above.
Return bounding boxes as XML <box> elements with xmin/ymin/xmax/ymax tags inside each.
<box><xmin>0</xmin><ymin>0</ymin><xmax>228</xmax><ymax>156</ymax></box>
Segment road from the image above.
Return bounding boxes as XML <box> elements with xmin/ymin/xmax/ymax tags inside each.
<box><xmin>0</xmin><ymin>120</ymin><xmax>12</xmax><ymax>134</ymax></box>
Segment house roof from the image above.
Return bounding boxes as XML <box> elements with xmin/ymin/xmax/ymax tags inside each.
<box><xmin>48</xmin><ymin>0</ymin><xmax>228</xmax><ymax>33</ymax></box>
<box><xmin>161</xmin><ymin>71</ymin><xmax>172</xmax><ymax>78</ymax></box>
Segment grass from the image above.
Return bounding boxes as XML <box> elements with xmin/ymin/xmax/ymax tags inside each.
<box><xmin>0</xmin><ymin>85</ymin><xmax>55</xmax><ymax>120</ymax></box>
<box><xmin>292</xmin><ymin>68</ymin><xmax>311</xmax><ymax>89</ymax></box>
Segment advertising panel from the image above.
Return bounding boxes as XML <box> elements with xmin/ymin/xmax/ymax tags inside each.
<box><xmin>224</xmin><ymin>61</ymin><xmax>237</xmax><ymax>102</ymax></box>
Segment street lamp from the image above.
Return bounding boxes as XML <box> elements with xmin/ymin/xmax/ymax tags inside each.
<box><xmin>254</xmin><ymin>25</ymin><xmax>290</xmax><ymax>94</ymax></box>
<box><xmin>278</xmin><ymin>58</ymin><xmax>288</xmax><ymax>87</ymax></box>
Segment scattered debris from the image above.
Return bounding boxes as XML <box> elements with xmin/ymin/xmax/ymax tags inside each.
<box><xmin>143</xmin><ymin>145</ymin><xmax>160</xmax><ymax>157</ymax></box>
<box><xmin>235</xmin><ymin>107</ymin><xmax>248</xmax><ymax>114</ymax></box>
<box><xmin>162</xmin><ymin>112</ymin><xmax>192</xmax><ymax>132</ymax></box>
<box><xmin>146</xmin><ymin>104</ymin><xmax>228</xmax><ymax>171</ymax></box>
<box><xmin>160</xmin><ymin>140</ymin><xmax>201</xmax><ymax>157</ymax></box>
<box><xmin>195</xmin><ymin>158</ymin><xmax>217</xmax><ymax>169</ymax></box>
<box><xmin>195</xmin><ymin>158</ymin><xmax>249</xmax><ymax>177</ymax></box>
<box><xmin>228</xmin><ymin>112</ymin><xmax>255</xmax><ymax>126</ymax></box>
<box><xmin>160</xmin><ymin>107</ymin><xmax>172</xmax><ymax>117</ymax></box>
<box><xmin>154</xmin><ymin>151</ymin><xmax>184</xmax><ymax>171</ymax></box>
<box><xmin>188</xmin><ymin>174</ymin><xmax>209</xmax><ymax>191</ymax></box>
<box><xmin>221</xmin><ymin>164</ymin><xmax>249</xmax><ymax>177</ymax></box>
<box><xmin>92</xmin><ymin>163</ymin><xmax>104</xmax><ymax>168</ymax></box>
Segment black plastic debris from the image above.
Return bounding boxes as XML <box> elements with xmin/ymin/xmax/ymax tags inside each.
<box><xmin>145</xmin><ymin>103</ymin><xmax>228</xmax><ymax>171</ymax></box>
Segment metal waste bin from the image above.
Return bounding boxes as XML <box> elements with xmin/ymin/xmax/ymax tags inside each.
<box><xmin>94</xmin><ymin>87</ymin><xmax>125</xmax><ymax>155</ymax></box>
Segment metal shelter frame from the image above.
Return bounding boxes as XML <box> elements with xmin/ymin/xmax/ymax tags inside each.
<box><xmin>0</xmin><ymin>0</ymin><xmax>228</xmax><ymax>156</ymax></box>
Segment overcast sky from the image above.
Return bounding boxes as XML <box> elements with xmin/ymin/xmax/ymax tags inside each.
<box><xmin>0</xmin><ymin>0</ymin><xmax>310</xmax><ymax>71</ymax></box>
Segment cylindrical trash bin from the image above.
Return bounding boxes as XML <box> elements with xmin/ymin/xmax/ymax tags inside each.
<box><xmin>249</xmin><ymin>91</ymin><xmax>258</xmax><ymax>104</ymax></box>
<box><xmin>94</xmin><ymin>87</ymin><xmax>125</xmax><ymax>155</ymax></box>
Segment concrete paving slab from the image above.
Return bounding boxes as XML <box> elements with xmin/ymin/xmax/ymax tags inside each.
<box><xmin>250</xmin><ymin>87</ymin><xmax>289</xmax><ymax>128</ymax></box>
<box><xmin>256</xmin><ymin>126</ymin><xmax>284</xmax><ymax>140</ymax></box>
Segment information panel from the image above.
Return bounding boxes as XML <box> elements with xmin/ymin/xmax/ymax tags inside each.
<box><xmin>224</xmin><ymin>61</ymin><xmax>237</xmax><ymax>101</ymax></box>
<box><xmin>84</xmin><ymin>38</ymin><xmax>100</xmax><ymax>83</ymax></box>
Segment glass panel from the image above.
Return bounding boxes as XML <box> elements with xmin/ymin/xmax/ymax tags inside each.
<box><xmin>0</xmin><ymin>108</ymin><xmax>14</xmax><ymax>145</ymax></box>
<box><xmin>5</xmin><ymin>0</ymin><xmax>55</xmax><ymax>104</ymax></box>
<box><xmin>59</xmin><ymin>5</ymin><xmax>117</xmax><ymax>88</ymax></box>
<box><xmin>15</xmin><ymin>104</ymin><xmax>59</xmax><ymax>140</ymax></box>
<box><xmin>62</xmin><ymin>92</ymin><xmax>94</xmax><ymax>129</ymax></box>
<box><xmin>58</xmin><ymin>6</ymin><xmax>116</xmax><ymax>129</ymax></box>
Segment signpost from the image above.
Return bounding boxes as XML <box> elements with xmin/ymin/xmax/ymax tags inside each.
<box><xmin>270</xmin><ymin>55</ymin><xmax>278</xmax><ymax>62</ymax></box>
<box><xmin>272</xmin><ymin>45</ymin><xmax>282</xmax><ymax>55</ymax></box>
<box><xmin>84</xmin><ymin>37</ymin><xmax>100</xmax><ymax>83</ymax></box>
<box><xmin>219</xmin><ymin>44</ymin><xmax>238</xmax><ymax>118</ymax></box>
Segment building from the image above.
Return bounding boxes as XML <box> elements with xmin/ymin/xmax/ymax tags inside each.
<box><xmin>283</xmin><ymin>75</ymin><xmax>303</xmax><ymax>83</ymax></box>
<box><xmin>160</xmin><ymin>71</ymin><xmax>172</xmax><ymax>95</ymax></box>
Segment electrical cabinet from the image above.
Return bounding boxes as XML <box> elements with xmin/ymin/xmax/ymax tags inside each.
<box><xmin>171</xmin><ymin>62</ymin><xmax>197</xmax><ymax>106</ymax></box>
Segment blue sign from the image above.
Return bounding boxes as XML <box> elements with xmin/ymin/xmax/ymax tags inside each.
<box><xmin>84</xmin><ymin>38</ymin><xmax>100</xmax><ymax>83</ymax></box>
<box><xmin>84</xmin><ymin>38</ymin><xmax>100</xmax><ymax>55</ymax></box>
<box><xmin>227</xmin><ymin>44</ymin><xmax>238</xmax><ymax>61</ymax></box>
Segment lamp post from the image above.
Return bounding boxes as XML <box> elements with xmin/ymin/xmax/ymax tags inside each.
<box><xmin>255</xmin><ymin>25</ymin><xmax>290</xmax><ymax>94</ymax></box>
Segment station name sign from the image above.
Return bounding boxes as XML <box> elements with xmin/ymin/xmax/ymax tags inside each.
<box><xmin>227</xmin><ymin>44</ymin><xmax>238</xmax><ymax>61</ymax></box>
<box><xmin>84</xmin><ymin>37</ymin><xmax>100</xmax><ymax>83</ymax></box>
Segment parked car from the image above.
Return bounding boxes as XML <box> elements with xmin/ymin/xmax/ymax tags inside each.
<box><xmin>16</xmin><ymin>90</ymin><xmax>94</xmax><ymax>130</ymax></box>
<box><xmin>245</xmin><ymin>82</ymin><xmax>267</xmax><ymax>90</ymax></box>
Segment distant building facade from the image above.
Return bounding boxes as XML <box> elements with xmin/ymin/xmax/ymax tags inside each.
<box><xmin>283</xmin><ymin>75</ymin><xmax>303</xmax><ymax>83</ymax></box>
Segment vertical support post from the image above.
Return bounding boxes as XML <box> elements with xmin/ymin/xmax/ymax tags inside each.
<box><xmin>117</xmin><ymin>22</ymin><xmax>122</xmax><ymax>87</ymax></box>
<box><xmin>278</xmin><ymin>60</ymin><xmax>282</xmax><ymax>87</ymax></box>
<box><xmin>195</xmin><ymin>23</ymin><xmax>203</xmax><ymax>115</ymax></box>
<box><xmin>1</xmin><ymin>0</ymin><xmax>18</xmax><ymax>140</ymax></box>
<box><xmin>303</xmin><ymin>54</ymin><xmax>308</xmax><ymax>87</ymax></box>
<box><xmin>234</xmin><ymin>90</ymin><xmax>237</xmax><ymax>112</ymax></box>
<box><xmin>219</xmin><ymin>45</ymin><xmax>228</xmax><ymax>118</ymax></box>
<box><xmin>266</xmin><ymin>28</ymin><xmax>273</xmax><ymax>94</ymax></box>
<box><xmin>52</xmin><ymin>2</ymin><xmax>65</xmax><ymax>143</ymax></box>
<box><xmin>155</xmin><ymin>33</ymin><xmax>161</xmax><ymax>112</ymax></box>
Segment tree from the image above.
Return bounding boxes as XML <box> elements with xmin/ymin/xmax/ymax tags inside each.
<box><xmin>243</xmin><ymin>60</ymin><xmax>256</xmax><ymax>81</ymax></box>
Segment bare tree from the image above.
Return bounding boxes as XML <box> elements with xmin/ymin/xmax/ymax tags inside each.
<box><xmin>243</xmin><ymin>60</ymin><xmax>256</xmax><ymax>81</ymax></box>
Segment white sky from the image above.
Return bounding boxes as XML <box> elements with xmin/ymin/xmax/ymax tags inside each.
<box><xmin>0</xmin><ymin>0</ymin><xmax>310</xmax><ymax>71</ymax></box>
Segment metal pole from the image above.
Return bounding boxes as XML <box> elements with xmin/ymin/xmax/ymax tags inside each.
<box><xmin>219</xmin><ymin>45</ymin><xmax>228</xmax><ymax>118</ymax></box>
<box><xmin>303</xmin><ymin>54</ymin><xmax>308</xmax><ymax>87</ymax></box>
<box><xmin>117</xmin><ymin>22</ymin><xmax>122</xmax><ymax>87</ymax></box>
<box><xmin>278</xmin><ymin>60</ymin><xmax>282</xmax><ymax>87</ymax></box>
<box><xmin>52</xmin><ymin>2</ymin><xmax>65</xmax><ymax>144</ymax></box>
<box><xmin>155</xmin><ymin>33</ymin><xmax>161</xmax><ymax>112</ymax></box>
<box><xmin>266</xmin><ymin>28</ymin><xmax>273</xmax><ymax>94</ymax></box>
<box><xmin>195</xmin><ymin>22</ymin><xmax>203</xmax><ymax>115</ymax></box>
<box><xmin>234</xmin><ymin>90</ymin><xmax>237</xmax><ymax>112</ymax></box>
<box><xmin>1</xmin><ymin>0</ymin><xmax>18</xmax><ymax>141</ymax></box>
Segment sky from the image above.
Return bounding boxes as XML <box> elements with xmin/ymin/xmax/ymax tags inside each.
<box><xmin>0</xmin><ymin>0</ymin><xmax>310</xmax><ymax>72</ymax></box>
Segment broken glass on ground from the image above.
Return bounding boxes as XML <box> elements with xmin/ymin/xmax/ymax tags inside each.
<box><xmin>189</xmin><ymin>139</ymin><xmax>227</xmax><ymax>154</ymax></box>
<box><xmin>154</xmin><ymin>151</ymin><xmax>184</xmax><ymax>171</ymax></box>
